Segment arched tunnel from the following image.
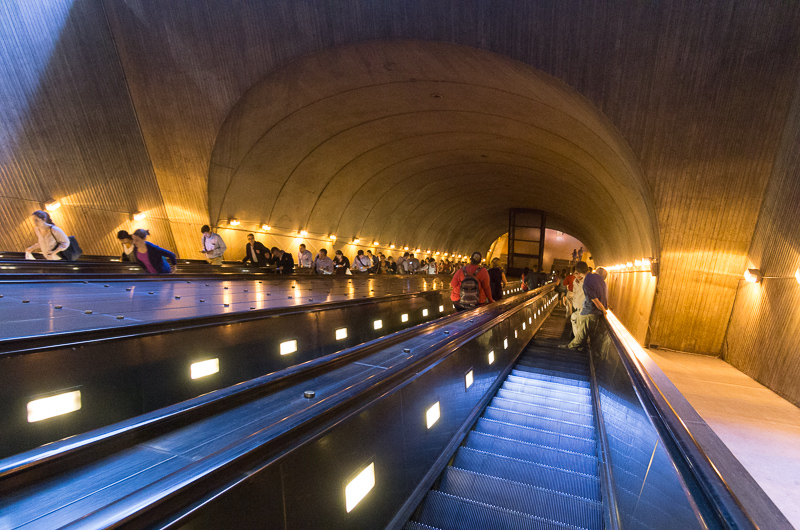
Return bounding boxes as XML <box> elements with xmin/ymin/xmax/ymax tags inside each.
<box><xmin>1</xmin><ymin>1</ymin><xmax>799</xmax><ymax>527</ymax></box>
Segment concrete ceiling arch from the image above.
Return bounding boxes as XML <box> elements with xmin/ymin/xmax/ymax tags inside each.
<box><xmin>209</xmin><ymin>40</ymin><xmax>658</xmax><ymax>265</ymax></box>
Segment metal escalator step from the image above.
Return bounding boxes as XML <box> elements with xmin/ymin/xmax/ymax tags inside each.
<box><xmin>438</xmin><ymin>467</ymin><xmax>603</xmax><ymax>529</ymax></box>
<box><xmin>483</xmin><ymin>407</ymin><xmax>595</xmax><ymax>439</ymax></box>
<box><xmin>503</xmin><ymin>380</ymin><xmax>591</xmax><ymax>398</ymax></box>
<box><xmin>507</xmin><ymin>372</ymin><xmax>590</xmax><ymax>389</ymax></box>
<box><xmin>415</xmin><ymin>490</ymin><xmax>578</xmax><ymax>530</ymax></box>
<box><xmin>490</xmin><ymin>397</ymin><xmax>593</xmax><ymax>425</ymax></box>
<box><xmin>514</xmin><ymin>362</ymin><xmax>588</xmax><ymax>378</ymax></box>
<box><xmin>517</xmin><ymin>356</ymin><xmax>588</xmax><ymax>371</ymax></box>
<box><xmin>521</xmin><ymin>349</ymin><xmax>586</xmax><ymax>363</ymax></box>
<box><xmin>404</xmin><ymin>522</ymin><xmax>443</xmax><ymax>530</ymax></box>
<box><xmin>453</xmin><ymin>447</ymin><xmax>601</xmax><ymax>501</ymax></box>
<box><xmin>464</xmin><ymin>431</ymin><xmax>598</xmax><ymax>476</ymax></box>
<box><xmin>495</xmin><ymin>387</ymin><xmax>591</xmax><ymax>409</ymax></box>
<box><xmin>474</xmin><ymin>418</ymin><xmax>596</xmax><ymax>456</ymax></box>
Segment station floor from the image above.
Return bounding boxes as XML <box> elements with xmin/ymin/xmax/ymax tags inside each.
<box><xmin>647</xmin><ymin>349</ymin><xmax>800</xmax><ymax>528</ymax></box>
<box><xmin>0</xmin><ymin>276</ymin><xmax>451</xmax><ymax>341</ymax></box>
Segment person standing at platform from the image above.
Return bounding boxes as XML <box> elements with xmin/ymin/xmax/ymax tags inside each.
<box><xmin>450</xmin><ymin>252</ymin><xmax>494</xmax><ymax>311</ymax></box>
<box><xmin>131</xmin><ymin>229</ymin><xmax>177</xmax><ymax>274</ymax></box>
<box><xmin>242</xmin><ymin>233</ymin><xmax>270</xmax><ymax>267</ymax></box>
<box><xmin>271</xmin><ymin>247</ymin><xmax>294</xmax><ymax>274</ymax></box>
<box><xmin>297</xmin><ymin>243</ymin><xmax>313</xmax><ymax>270</ymax></box>
<box><xmin>488</xmin><ymin>258</ymin><xmax>507</xmax><ymax>301</ymax></box>
<box><xmin>26</xmin><ymin>210</ymin><xmax>70</xmax><ymax>260</ymax></box>
<box><xmin>562</xmin><ymin>262</ymin><xmax>606</xmax><ymax>350</ymax></box>
<box><xmin>117</xmin><ymin>230</ymin><xmax>136</xmax><ymax>262</ymax></box>
<box><xmin>314</xmin><ymin>248</ymin><xmax>334</xmax><ymax>274</ymax></box>
<box><xmin>200</xmin><ymin>225</ymin><xmax>226</xmax><ymax>265</ymax></box>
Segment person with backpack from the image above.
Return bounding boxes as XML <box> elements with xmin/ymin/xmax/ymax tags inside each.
<box><xmin>450</xmin><ymin>252</ymin><xmax>494</xmax><ymax>311</ymax></box>
<box><xmin>26</xmin><ymin>210</ymin><xmax>79</xmax><ymax>260</ymax></box>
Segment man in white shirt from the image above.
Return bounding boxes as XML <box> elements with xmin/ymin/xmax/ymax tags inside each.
<box><xmin>200</xmin><ymin>225</ymin><xmax>227</xmax><ymax>265</ymax></box>
<box><xmin>314</xmin><ymin>248</ymin><xmax>334</xmax><ymax>274</ymax></box>
<box><xmin>297</xmin><ymin>244</ymin><xmax>313</xmax><ymax>269</ymax></box>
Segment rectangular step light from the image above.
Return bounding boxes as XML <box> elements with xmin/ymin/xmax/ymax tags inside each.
<box><xmin>191</xmin><ymin>358</ymin><xmax>219</xmax><ymax>379</ymax></box>
<box><xmin>465</xmin><ymin>369</ymin><xmax>474</xmax><ymax>390</ymax></box>
<box><xmin>439</xmin><ymin>305</ymin><xmax>444</xmax><ymax>312</ymax></box>
<box><xmin>401</xmin><ymin>313</ymin><xmax>409</xmax><ymax>322</ymax></box>
<box><xmin>488</xmin><ymin>350</ymin><xmax>495</xmax><ymax>365</ymax></box>
<box><xmin>503</xmin><ymin>338</ymin><xmax>508</xmax><ymax>349</ymax></box>
<box><xmin>280</xmin><ymin>339</ymin><xmax>298</xmax><ymax>355</ymax></box>
<box><xmin>528</xmin><ymin>317</ymin><xmax>532</xmax><ymax>324</ymax></box>
<box><xmin>335</xmin><ymin>327</ymin><xmax>348</xmax><ymax>340</ymax></box>
<box><xmin>514</xmin><ymin>330</ymin><xmax>518</xmax><ymax>338</ymax></box>
<box><xmin>426</xmin><ymin>401</ymin><xmax>441</xmax><ymax>429</ymax></box>
<box><xmin>373</xmin><ymin>319</ymin><xmax>383</xmax><ymax>330</ymax></box>
<box><xmin>522</xmin><ymin>322</ymin><xmax>526</xmax><ymax>330</ymax></box>
<box><xmin>345</xmin><ymin>462</ymin><xmax>375</xmax><ymax>513</ymax></box>
<box><xmin>27</xmin><ymin>390</ymin><xmax>81</xmax><ymax>423</ymax></box>
<box><xmin>422</xmin><ymin>308</ymin><xmax>428</xmax><ymax>317</ymax></box>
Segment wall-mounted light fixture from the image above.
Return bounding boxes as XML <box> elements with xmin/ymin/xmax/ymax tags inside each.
<box><xmin>299</xmin><ymin>230</ymin><xmax>308</xmax><ymax>236</ymax></box>
<box><xmin>744</xmin><ymin>268</ymin><xmax>762</xmax><ymax>283</ymax></box>
<box><xmin>372</xmin><ymin>241</ymin><xmax>379</xmax><ymax>246</ymax></box>
<box><xmin>796</xmin><ymin>268</ymin><xmax>800</xmax><ymax>285</ymax></box>
<box><xmin>133</xmin><ymin>211</ymin><xmax>146</xmax><ymax>221</ymax></box>
<box><xmin>228</xmin><ymin>218</ymin><xmax>240</xmax><ymax>226</ymax></box>
<box><xmin>261</xmin><ymin>224</ymin><xmax>271</xmax><ymax>231</ymax></box>
<box><xmin>352</xmin><ymin>238</ymin><xmax>360</xmax><ymax>244</ymax></box>
<box><xmin>329</xmin><ymin>234</ymin><xmax>337</xmax><ymax>241</ymax></box>
<box><xmin>390</xmin><ymin>244</ymin><xmax>395</xmax><ymax>249</ymax></box>
<box><xmin>44</xmin><ymin>199</ymin><xmax>61</xmax><ymax>211</ymax></box>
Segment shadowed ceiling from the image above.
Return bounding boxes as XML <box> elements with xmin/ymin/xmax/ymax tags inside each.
<box><xmin>209</xmin><ymin>41</ymin><xmax>657</xmax><ymax>265</ymax></box>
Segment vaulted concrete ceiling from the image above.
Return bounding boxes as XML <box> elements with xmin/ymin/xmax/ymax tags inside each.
<box><xmin>209</xmin><ymin>41</ymin><xmax>657</xmax><ymax>264</ymax></box>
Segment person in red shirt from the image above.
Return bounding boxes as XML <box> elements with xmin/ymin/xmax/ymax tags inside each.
<box><xmin>450</xmin><ymin>252</ymin><xmax>495</xmax><ymax>311</ymax></box>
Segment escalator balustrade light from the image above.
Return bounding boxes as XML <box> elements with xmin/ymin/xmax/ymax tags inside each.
<box><xmin>191</xmin><ymin>358</ymin><xmax>219</xmax><ymax>379</ymax></box>
<box><xmin>280</xmin><ymin>339</ymin><xmax>298</xmax><ymax>355</ymax></box>
<box><xmin>522</xmin><ymin>322</ymin><xmax>526</xmax><ymax>330</ymax></box>
<box><xmin>528</xmin><ymin>317</ymin><xmax>532</xmax><ymax>324</ymax></box>
<box><xmin>439</xmin><ymin>305</ymin><xmax>444</xmax><ymax>312</ymax></box>
<box><xmin>422</xmin><ymin>309</ymin><xmax>428</xmax><ymax>317</ymax></box>
<box><xmin>401</xmin><ymin>313</ymin><xmax>409</xmax><ymax>322</ymax></box>
<box><xmin>27</xmin><ymin>390</ymin><xmax>81</xmax><ymax>423</ymax></box>
<box><xmin>488</xmin><ymin>350</ymin><xmax>495</xmax><ymax>364</ymax></box>
<box><xmin>335</xmin><ymin>328</ymin><xmax>347</xmax><ymax>340</ymax></box>
<box><xmin>465</xmin><ymin>370</ymin><xmax>474</xmax><ymax>390</ymax></box>
<box><xmin>744</xmin><ymin>269</ymin><xmax>762</xmax><ymax>283</ymax></box>
<box><xmin>796</xmin><ymin>268</ymin><xmax>800</xmax><ymax>284</ymax></box>
<box><xmin>373</xmin><ymin>319</ymin><xmax>383</xmax><ymax>330</ymax></box>
<box><xmin>514</xmin><ymin>330</ymin><xmax>518</xmax><ymax>338</ymax></box>
<box><xmin>504</xmin><ymin>338</ymin><xmax>508</xmax><ymax>349</ymax></box>
<box><xmin>426</xmin><ymin>401</ymin><xmax>441</xmax><ymax>429</ymax></box>
<box><xmin>345</xmin><ymin>462</ymin><xmax>375</xmax><ymax>513</ymax></box>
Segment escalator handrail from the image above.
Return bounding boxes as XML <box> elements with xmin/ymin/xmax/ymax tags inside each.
<box><xmin>602</xmin><ymin>312</ymin><xmax>759</xmax><ymax>530</ymax></box>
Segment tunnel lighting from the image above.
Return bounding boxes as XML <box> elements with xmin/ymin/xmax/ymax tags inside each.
<box><xmin>426</xmin><ymin>401</ymin><xmax>441</xmax><ymax>429</ymax></box>
<box><xmin>439</xmin><ymin>305</ymin><xmax>444</xmax><ymax>312</ymax></box>
<box><xmin>634</xmin><ymin>259</ymin><xmax>642</xmax><ymax>267</ymax></box>
<box><xmin>261</xmin><ymin>224</ymin><xmax>271</xmax><ymax>231</ymax></box>
<box><xmin>404</xmin><ymin>246</ymin><xmax>409</xmax><ymax>251</ymax></box>
<box><xmin>744</xmin><ymin>269</ymin><xmax>762</xmax><ymax>283</ymax></box>
<box><xmin>373</xmin><ymin>241</ymin><xmax>379</xmax><ymax>246</ymax></box>
<box><xmin>422</xmin><ymin>309</ymin><xmax>428</xmax><ymax>317</ymax></box>
<box><xmin>642</xmin><ymin>258</ymin><xmax>651</xmax><ymax>267</ymax></box>
<box><xmin>488</xmin><ymin>351</ymin><xmax>495</xmax><ymax>365</ymax></box>
<box><xmin>415</xmin><ymin>248</ymin><xmax>421</xmax><ymax>253</ymax></box>
<box><xmin>352</xmin><ymin>238</ymin><xmax>360</xmax><ymax>244</ymax></box>
<box><xmin>133</xmin><ymin>211</ymin><xmax>146</xmax><ymax>221</ymax></box>
<box><xmin>328</xmin><ymin>234</ymin><xmax>337</xmax><ymax>240</ymax></box>
<box><xmin>515</xmin><ymin>330</ymin><xmax>518</xmax><ymax>338</ymax></box>
<box><xmin>401</xmin><ymin>313</ymin><xmax>409</xmax><ymax>322</ymax></box>
<box><xmin>523</xmin><ymin>322</ymin><xmax>526</xmax><ymax>330</ymax></box>
<box><xmin>300</xmin><ymin>230</ymin><xmax>308</xmax><ymax>236</ymax></box>
<box><xmin>280</xmin><ymin>339</ymin><xmax>298</xmax><ymax>355</ymax></box>
<box><xmin>796</xmin><ymin>268</ymin><xmax>800</xmax><ymax>284</ymax></box>
<box><xmin>435</xmin><ymin>251</ymin><xmax>440</xmax><ymax>255</ymax></box>
<box><xmin>228</xmin><ymin>218</ymin><xmax>240</xmax><ymax>226</ymax></box>
<box><xmin>44</xmin><ymin>199</ymin><xmax>61</xmax><ymax>211</ymax></box>
<box><xmin>465</xmin><ymin>370</ymin><xmax>474</xmax><ymax>390</ymax></box>
<box><xmin>191</xmin><ymin>358</ymin><xmax>219</xmax><ymax>379</ymax></box>
<box><xmin>503</xmin><ymin>338</ymin><xmax>508</xmax><ymax>349</ymax></box>
<box><xmin>528</xmin><ymin>317</ymin><xmax>532</xmax><ymax>324</ymax></box>
<box><xmin>626</xmin><ymin>262</ymin><xmax>633</xmax><ymax>268</ymax></box>
<box><xmin>335</xmin><ymin>327</ymin><xmax>348</xmax><ymax>340</ymax></box>
<box><xmin>373</xmin><ymin>319</ymin><xmax>383</xmax><ymax>330</ymax></box>
<box><xmin>390</xmin><ymin>244</ymin><xmax>395</xmax><ymax>249</ymax></box>
<box><xmin>27</xmin><ymin>390</ymin><xmax>81</xmax><ymax>423</ymax></box>
<box><xmin>443</xmin><ymin>253</ymin><xmax>448</xmax><ymax>256</ymax></box>
<box><xmin>345</xmin><ymin>462</ymin><xmax>375</xmax><ymax>513</ymax></box>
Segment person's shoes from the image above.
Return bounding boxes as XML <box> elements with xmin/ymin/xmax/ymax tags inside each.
<box><xmin>558</xmin><ymin>344</ymin><xmax>573</xmax><ymax>349</ymax></box>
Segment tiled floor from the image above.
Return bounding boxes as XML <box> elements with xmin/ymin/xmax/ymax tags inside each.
<box><xmin>648</xmin><ymin>348</ymin><xmax>800</xmax><ymax>528</ymax></box>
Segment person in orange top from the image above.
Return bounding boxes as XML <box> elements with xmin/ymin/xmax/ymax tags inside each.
<box><xmin>450</xmin><ymin>252</ymin><xmax>495</xmax><ymax>311</ymax></box>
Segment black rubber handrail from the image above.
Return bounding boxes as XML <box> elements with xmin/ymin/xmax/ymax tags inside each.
<box><xmin>603</xmin><ymin>318</ymin><xmax>757</xmax><ymax>530</ymax></box>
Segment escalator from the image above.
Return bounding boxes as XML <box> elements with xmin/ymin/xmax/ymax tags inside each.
<box><xmin>408</xmin><ymin>308</ymin><xmax>604</xmax><ymax>529</ymax></box>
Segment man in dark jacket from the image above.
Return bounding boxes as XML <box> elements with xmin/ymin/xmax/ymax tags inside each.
<box><xmin>242</xmin><ymin>233</ymin><xmax>270</xmax><ymax>267</ymax></box>
<box><xmin>271</xmin><ymin>247</ymin><xmax>294</xmax><ymax>274</ymax></box>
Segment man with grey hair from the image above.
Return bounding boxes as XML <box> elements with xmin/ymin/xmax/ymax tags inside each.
<box><xmin>561</xmin><ymin>263</ymin><xmax>607</xmax><ymax>350</ymax></box>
